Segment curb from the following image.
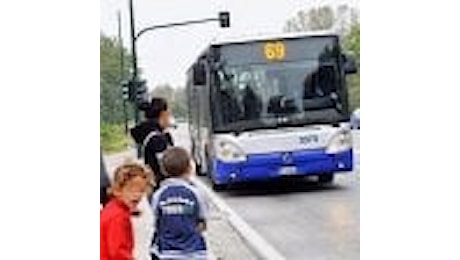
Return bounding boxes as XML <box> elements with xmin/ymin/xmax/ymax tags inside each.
<box><xmin>193</xmin><ymin>178</ymin><xmax>286</xmax><ymax>260</ymax></box>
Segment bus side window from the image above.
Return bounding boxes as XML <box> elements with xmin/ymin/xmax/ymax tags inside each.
<box><xmin>193</xmin><ymin>62</ymin><xmax>207</xmax><ymax>86</ymax></box>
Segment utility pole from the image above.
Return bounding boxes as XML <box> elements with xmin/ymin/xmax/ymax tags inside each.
<box><xmin>128</xmin><ymin>0</ymin><xmax>142</xmax><ymax>158</ymax></box>
<box><xmin>118</xmin><ymin>11</ymin><xmax>128</xmax><ymax>135</ymax></box>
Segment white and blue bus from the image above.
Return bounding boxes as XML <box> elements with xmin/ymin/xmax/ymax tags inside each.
<box><xmin>186</xmin><ymin>31</ymin><xmax>358</xmax><ymax>190</ymax></box>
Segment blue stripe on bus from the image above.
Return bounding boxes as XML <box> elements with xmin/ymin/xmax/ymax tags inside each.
<box><xmin>211</xmin><ymin>148</ymin><xmax>353</xmax><ymax>185</ymax></box>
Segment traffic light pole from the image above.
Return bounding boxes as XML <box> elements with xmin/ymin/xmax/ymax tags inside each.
<box><xmin>118</xmin><ymin>11</ymin><xmax>128</xmax><ymax>135</ymax></box>
<box><xmin>135</xmin><ymin>17</ymin><xmax>218</xmax><ymax>40</ymax></box>
<box><xmin>128</xmin><ymin>0</ymin><xmax>142</xmax><ymax>158</ymax></box>
<box><xmin>128</xmin><ymin>0</ymin><xmax>229</xmax><ymax>158</ymax></box>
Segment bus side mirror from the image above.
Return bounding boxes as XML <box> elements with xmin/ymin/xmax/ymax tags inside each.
<box><xmin>343</xmin><ymin>54</ymin><xmax>358</xmax><ymax>74</ymax></box>
<box><xmin>193</xmin><ymin>63</ymin><xmax>207</xmax><ymax>86</ymax></box>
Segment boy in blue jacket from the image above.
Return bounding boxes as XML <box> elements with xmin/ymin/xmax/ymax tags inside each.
<box><xmin>150</xmin><ymin>147</ymin><xmax>208</xmax><ymax>260</ymax></box>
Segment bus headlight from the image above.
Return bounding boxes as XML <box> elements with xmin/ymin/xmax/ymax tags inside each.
<box><xmin>215</xmin><ymin>141</ymin><xmax>247</xmax><ymax>162</ymax></box>
<box><xmin>326</xmin><ymin>130</ymin><xmax>352</xmax><ymax>154</ymax></box>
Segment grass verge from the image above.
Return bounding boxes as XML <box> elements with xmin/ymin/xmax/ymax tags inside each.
<box><xmin>100</xmin><ymin>123</ymin><xmax>131</xmax><ymax>154</ymax></box>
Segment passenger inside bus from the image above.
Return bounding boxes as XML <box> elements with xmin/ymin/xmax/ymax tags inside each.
<box><xmin>303</xmin><ymin>65</ymin><xmax>340</xmax><ymax>110</ymax></box>
<box><xmin>303</xmin><ymin>65</ymin><xmax>337</xmax><ymax>99</ymax></box>
<box><xmin>242</xmin><ymin>84</ymin><xmax>262</xmax><ymax>120</ymax></box>
<box><xmin>303</xmin><ymin>69</ymin><xmax>320</xmax><ymax>99</ymax></box>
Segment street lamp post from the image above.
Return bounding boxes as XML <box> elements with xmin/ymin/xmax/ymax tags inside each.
<box><xmin>127</xmin><ymin>0</ymin><xmax>230</xmax><ymax>158</ymax></box>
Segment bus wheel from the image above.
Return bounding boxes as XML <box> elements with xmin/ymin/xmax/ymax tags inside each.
<box><xmin>318</xmin><ymin>174</ymin><xmax>334</xmax><ymax>184</ymax></box>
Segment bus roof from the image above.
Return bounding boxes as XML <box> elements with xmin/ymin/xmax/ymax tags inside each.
<box><xmin>211</xmin><ymin>30</ymin><xmax>337</xmax><ymax>46</ymax></box>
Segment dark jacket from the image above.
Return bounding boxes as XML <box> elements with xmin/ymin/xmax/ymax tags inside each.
<box><xmin>130</xmin><ymin>120</ymin><xmax>174</xmax><ymax>183</ymax></box>
<box><xmin>100</xmin><ymin>153</ymin><xmax>111</xmax><ymax>206</ymax></box>
<box><xmin>151</xmin><ymin>178</ymin><xmax>208</xmax><ymax>258</ymax></box>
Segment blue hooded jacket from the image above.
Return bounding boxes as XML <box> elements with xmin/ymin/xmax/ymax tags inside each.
<box><xmin>151</xmin><ymin>178</ymin><xmax>208</xmax><ymax>259</ymax></box>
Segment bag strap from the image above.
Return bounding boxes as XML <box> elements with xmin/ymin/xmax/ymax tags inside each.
<box><xmin>142</xmin><ymin>130</ymin><xmax>161</xmax><ymax>151</ymax></box>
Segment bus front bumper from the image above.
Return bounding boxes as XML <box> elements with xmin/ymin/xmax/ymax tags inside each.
<box><xmin>211</xmin><ymin>149</ymin><xmax>353</xmax><ymax>185</ymax></box>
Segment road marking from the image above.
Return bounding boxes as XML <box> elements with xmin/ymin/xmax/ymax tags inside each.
<box><xmin>193</xmin><ymin>178</ymin><xmax>286</xmax><ymax>260</ymax></box>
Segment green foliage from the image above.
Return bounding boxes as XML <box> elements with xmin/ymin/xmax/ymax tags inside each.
<box><xmin>344</xmin><ymin>22</ymin><xmax>360</xmax><ymax>60</ymax></box>
<box><xmin>100</xmin><ymin>34</ymin><xmax>136</xmax><ymax>152</ymax></box>
<box><xmin>347</xmin><ymin>73</ymin><xmax>360</xmax><ymax>111</ymax></box>
<box><xmin>344</xmin><ymin>22</ymin><xmax>360</xmax><ymax>111</ymax></box>
<box><xmin>100</xmin><ymin>123</ymin><xmax>130</xmax><ymax>153</ymax></box>
<box><xmin>100</xmin><ymin>34</ymin><xmax>134</xmax><ymax>124</ymax></box>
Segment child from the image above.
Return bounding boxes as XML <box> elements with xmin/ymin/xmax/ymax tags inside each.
<box><xmin>150</xmin><ymin>147</ymin><xmax>208</xmax><ymax>260</ymax></box>
<box><xmin>100</xmin><ymin>162</ymin><xmax>153</xmax><ymax>260</ymax></box>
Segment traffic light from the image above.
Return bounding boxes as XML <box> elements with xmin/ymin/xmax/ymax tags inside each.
<box><xmin>218</xmin><ymin>11</ymin><xmax>230</xmax><ymax>28</ymax></box>
<box><xmin>121</xmin><ymin>80</ymin><xmax>132</xmax><ymax>101</ymax></box>
<box><xmin>121</xmin><ymin>79</ymin><xmax>147</xmax><ymax>103</ymax></box>
<box><xmin>134</xmin><ymin>79</ymin><xmax>148</xmax><ymax>103</ymax></box>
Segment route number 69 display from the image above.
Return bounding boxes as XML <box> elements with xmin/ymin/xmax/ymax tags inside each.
<box><xmin>264</xmin><ymin>41</ymin><xmax>286</xmax><ymax>61</ymax></box>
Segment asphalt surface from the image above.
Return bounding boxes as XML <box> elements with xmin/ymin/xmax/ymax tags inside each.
<box><xmin>171</xmin><ymin>124</ymin><xmax>360</xmax><ymax>260</ymax></box>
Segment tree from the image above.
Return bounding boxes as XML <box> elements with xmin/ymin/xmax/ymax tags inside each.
<box><xmin>284</xmin><ymin>6</ymin><xmax>334</xmax><ymax>33</ymax></box>
<box><xmin>284</xmin><ymin>5</ymin><xmax>359</xmax><ymax>37</ymax></box>
<box><xmin>150</xmin><ymin>84</ymin><xmax>175</xmax><ymax>102</ymax></box>
<box><xmin>150</xmin><ymin>85</ymin><xmax>188</xmax><ymax>119</ymax></box>
<box><xmin>344</xmin><ymin>22</ymin><xmax>360</xmax><ymax>59</ymax></box>
<box><xmin>100</xmin><ymin>34</ymin><xmax>134</xmax><ymax>124</ymax></box>
<box><xmin>172</xmin><ymin>87</ymin><xmax>187</xmax><ymax>119</ymax></box>
<box><xmin>343</xmin><ymin>22</ymin><xmax>360</xmax><ymax>110</ymax></box>
<box><xmin>100</xmin><ymin>34</ymin><xmax>136</xmax><ymax>153</ymax></box>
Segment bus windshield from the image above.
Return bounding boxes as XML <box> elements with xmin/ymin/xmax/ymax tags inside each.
<box><xmin>212</xmin><ymin>40</ymin><xmax>348</xmax><ymax>133</ymax></box>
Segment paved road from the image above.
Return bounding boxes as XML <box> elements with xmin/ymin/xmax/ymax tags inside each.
<box><xmin>171</xmin><ymin>124</ymin><xmax>360</xmax><ymax>260</ymax></box>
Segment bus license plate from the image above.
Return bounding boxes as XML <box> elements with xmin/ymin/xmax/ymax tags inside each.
<box><xmin>279</xmin><ymin>166</ymin><xmax>297</xmax><ymax>175</ymax></box>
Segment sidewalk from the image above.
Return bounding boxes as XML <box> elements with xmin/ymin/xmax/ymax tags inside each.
<box><xmin>103</xmin><ymin>150</ymin><xmax>259</xmax><ymax>260</ymax></box>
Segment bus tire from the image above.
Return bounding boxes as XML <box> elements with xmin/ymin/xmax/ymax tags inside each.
<box><xmin>318</xmin><ymin>174</ymin><xmax>334</xmax><ymax>184</ymax></box>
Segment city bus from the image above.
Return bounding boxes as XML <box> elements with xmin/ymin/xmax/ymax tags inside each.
<box><xmin>186</xmin><ymin>31</ymin><xmax>358</xmax><ymax>190</ymax></box>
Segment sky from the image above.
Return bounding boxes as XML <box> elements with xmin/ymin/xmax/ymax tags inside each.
<box><xmin>100</xmin><ymin>0</ymin><xmax>359</xmax><ymax>89</ymax></box>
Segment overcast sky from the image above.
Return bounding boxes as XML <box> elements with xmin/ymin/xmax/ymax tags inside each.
<box><xmin>100</xmin><ymin>0</ymin><xmax>359</xmax><ymax>89</ymax></box>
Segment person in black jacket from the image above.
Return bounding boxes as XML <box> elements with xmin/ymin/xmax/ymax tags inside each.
<box><xmin>130</xmin><ymin>98</ymin><xmax>174</xmax><ymax>189</ymax></box>
<box><xmin>100</xmin><ymin>152</ymin><xmax>111</xmax><ymax>207</ymax></box>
